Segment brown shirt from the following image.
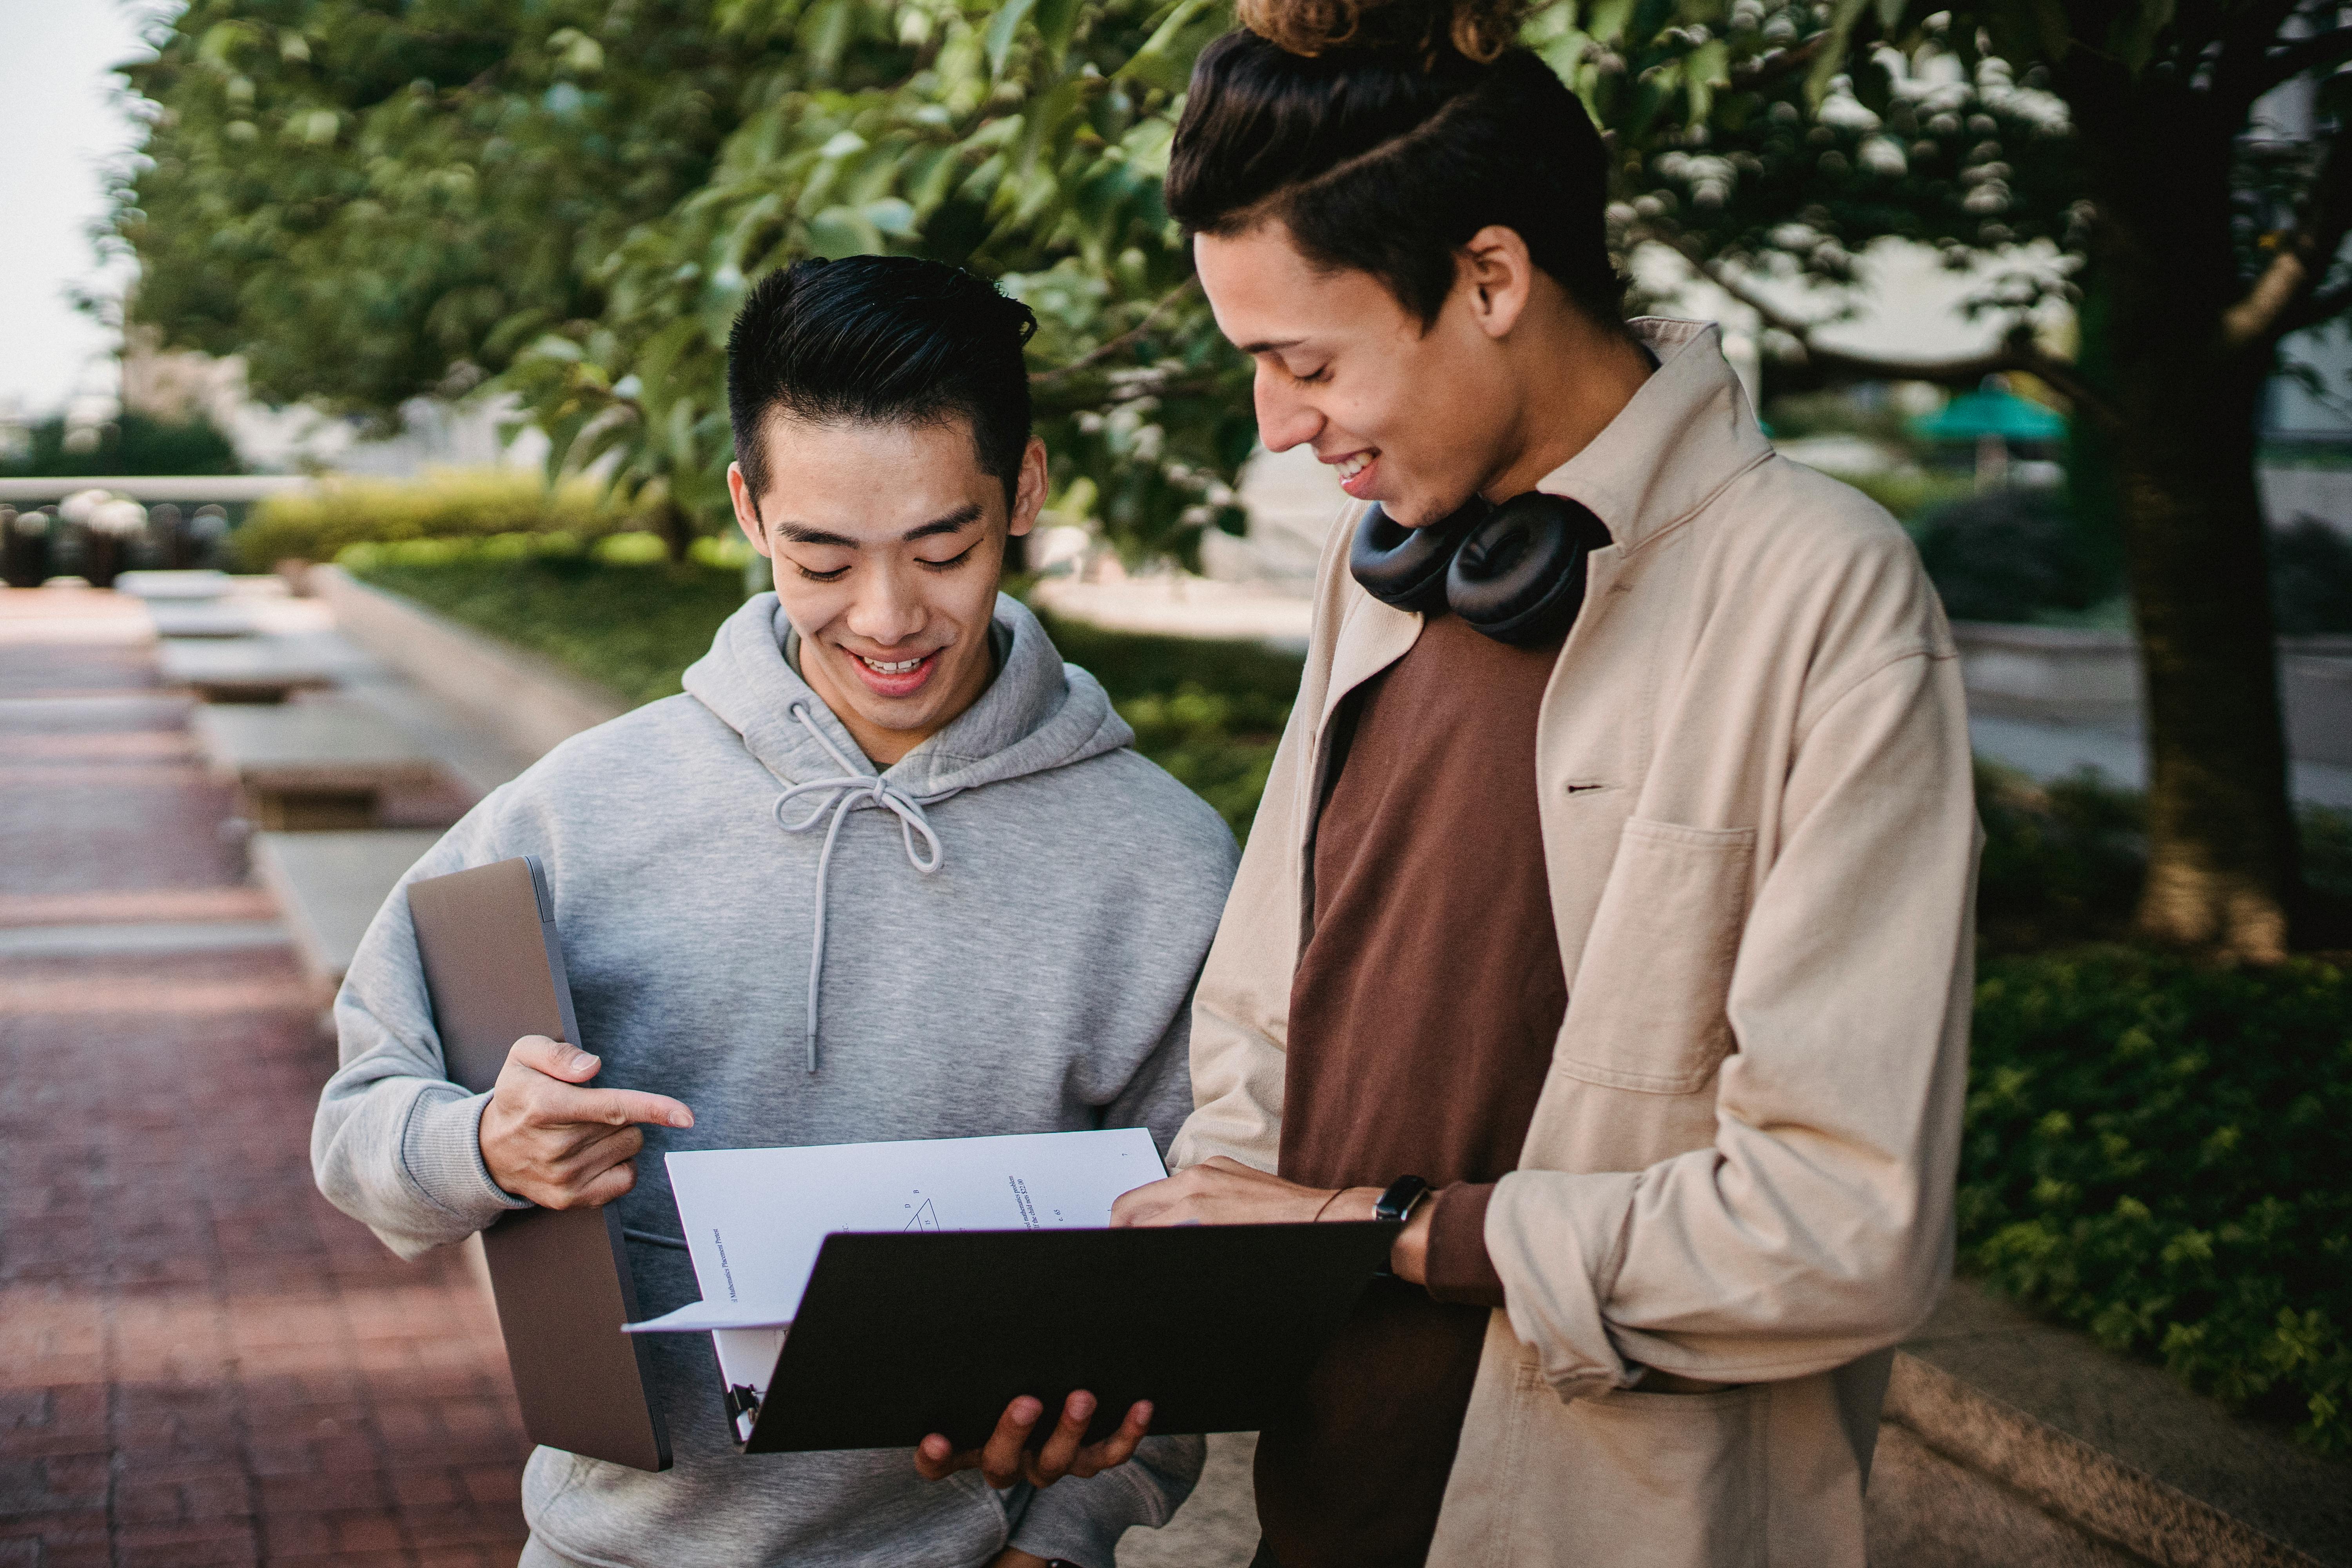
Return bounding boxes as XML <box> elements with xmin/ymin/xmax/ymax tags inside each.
<box><xmin>1253</xmin><ymin>610</ymin><xmax>1568</xmax><ymax>1568</ymax></box>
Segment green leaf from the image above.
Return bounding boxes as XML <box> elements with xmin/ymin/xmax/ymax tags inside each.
<box><xmin>1585</xmin><ymin>0</ymin><xmax>1637</xmax><ymax>45</ymax></box>
<box><xmin>1806</xmin><ymin>0</ymin><xmax>1871</xmax><ymax>106</ymax></box>
<box><xmin>806</xmin><ymin>203</ymin><xmax>885</xmax><ymax>256</ymax></box>
<box><xmin>864</xmin><ymin>196</ymin><xmax>919</xmax><ymax>237</ymax></box>
<box><xmin>2109</xmin><ymin>0</ymin><xmax>2174</xmax><ymax>74</ymax></box>
<box><xmin>985</xmin><ymin>0</ymin><xmax>1040</xmax><ymax>79</ymax></box>
<box><xmin>2024</xmin><ymin>0</ymin><xmax>2076</xmax><ymax>62</ymax></box>
<box><xmin>1116</xmin><ymin>0</ymin><xmax>1221</xmax><ymax>91</ymax></box>
<box><xmin>806</xmin><ymin>0</ymin><xmax>856</xmax><ymax>74</ymax></box>
<box><xmin>1037</xmin><ymin>0</ymin><xmax>1087</xmax><ymax>65</ymax></box>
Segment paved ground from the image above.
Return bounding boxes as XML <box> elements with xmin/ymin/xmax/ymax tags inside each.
<box><xmin>0</xmin><ymin>590</ymin><xmax>530</xmax><ymax>1568</ymax></box>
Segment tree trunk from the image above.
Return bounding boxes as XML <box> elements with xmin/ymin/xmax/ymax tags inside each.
<box><xmin>2109</xmin><ymin>354</ymin><xmax>2299</xmax><ymax>958</ymax></box>
<box><xmin>656</xmin><ymin>495</ymin><xmax>695</xmax><ymax>563</ymax></box>
<box><xmin>2085</xmin><ymin>137</ymin><xmax>2302</xmax><ymax>957</ymax></box>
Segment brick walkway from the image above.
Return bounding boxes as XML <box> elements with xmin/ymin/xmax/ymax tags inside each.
<box><xmin>1</xmin><ymin>591</ymin><xmax>530</xmax><ymax>1568</ymax></box>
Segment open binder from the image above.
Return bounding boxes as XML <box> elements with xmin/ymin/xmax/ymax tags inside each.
<box><xmin>722</xmin><ymin>1220</ymin><xmax>1400</xmax><ymax>1454</ymax></box>
<box><xmin>407</xmin><ymin>857</ymin><xmax>671</xmax><ymax>1472</ymax></box>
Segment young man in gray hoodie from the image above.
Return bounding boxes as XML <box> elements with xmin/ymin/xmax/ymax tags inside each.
<box><xmin>311</xmin><ymin>254</ymin><xmax>1239</xmax><ymax>1568</ymax></box>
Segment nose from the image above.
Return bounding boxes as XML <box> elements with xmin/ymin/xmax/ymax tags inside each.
<box><xmin>843</xmin><ymin>559</ymin><xmax>927</xmax><ymax>648</ymax></box>
<box><xmin>1253</xmin><ymin>365</ymin><xmax>1323</xmax><ymax>454</ymax></box>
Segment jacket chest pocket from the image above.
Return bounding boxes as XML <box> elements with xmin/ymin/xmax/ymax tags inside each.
<box><xmin>1554</xmin><ymin>817</ymin><xmax>1755</xmax><ymax>1095</ymax></box>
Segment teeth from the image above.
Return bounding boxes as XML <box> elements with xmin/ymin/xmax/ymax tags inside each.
<box><xmin>859</xmin><ymin>653</ymin><xmax>926</xmax><ymax>674</ymax></box>
<box><xmin>1335</xmin><ymin>453</ymin><xmax>1371</xmax><ymax>479</ymax></box>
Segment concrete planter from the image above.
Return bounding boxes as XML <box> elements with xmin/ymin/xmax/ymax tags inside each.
<box><xmin>1953</xmin><ymin>621</ymin><xmax>2352</xmax><ymax>767</ymax></box>
<box><xmin>1951</xmin><ymin>622</ymin><xmax>2145</xmax><ymax>726</ymax></box>
<box><xmin>1869</xmin><ymin>1281</ymin><xmax>2350</xmax><ymax>1566</ymax></box>
<box><xmin>312</xmin><ymin>564</ymin><xmax>628</xmax><ymax>762</ymax></box>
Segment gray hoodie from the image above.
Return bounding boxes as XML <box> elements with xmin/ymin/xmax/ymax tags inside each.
<box><xmin>312</xmin><ymin>592</ymin><xmax>1239</xmax><ymax>1568</ymax></box>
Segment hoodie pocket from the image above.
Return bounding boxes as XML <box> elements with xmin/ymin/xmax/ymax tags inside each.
<box><xmin>1554</xmin><ymin>818</ymin><xmax>1755</xmax><ymax>1095</ymax></box>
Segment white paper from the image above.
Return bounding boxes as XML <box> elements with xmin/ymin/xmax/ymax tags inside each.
<box><xmin>626</xmin><ymin>1127</ymin><xmax>1166</xmax><ymax>1338</ymax></box>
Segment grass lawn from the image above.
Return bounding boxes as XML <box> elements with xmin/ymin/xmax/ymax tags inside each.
<box><xmin>352</xmin><ymin>548</ymin><xmax>751</xmax><ymax>707</ymax></box>
<box><xmin>346</xmin><ymin>543</ymin><xmax>1300</xmax><ymax>837</ymax></box>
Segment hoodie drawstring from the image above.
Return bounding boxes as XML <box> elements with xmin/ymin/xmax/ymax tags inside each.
<box><xmin>771</xmin><ymin>702</ymin><xmax>949</xmax><ymax>1071</ymax></box>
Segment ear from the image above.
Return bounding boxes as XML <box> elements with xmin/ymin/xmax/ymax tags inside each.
<box><xmin>1459</xmin><ymin>225</ymin><xmax>1536</xmax><ymax>341</ymax></box>
<box><xmin>1008</xmin><ymin>436</ymin><xmax>1048</xmax><ymax>539</ymax></box>
<box><xmin>726</xmin><ymin>461</ymin><xmax>771</xmax><ymax>558</ymax></box>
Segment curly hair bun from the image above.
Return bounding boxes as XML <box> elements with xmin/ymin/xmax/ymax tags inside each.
<box><xmin>1234</xmin><ymin>0</ymin><xmax>1525</xmax><ymax>62</ymax></box>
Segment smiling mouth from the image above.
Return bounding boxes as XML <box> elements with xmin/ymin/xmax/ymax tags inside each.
<box><xmin>1330</xmin><ymin>450</ymin><xmax>1375</xmax><ymax>480</ymax></box>
<box><xmin>840</xmin><ymin>644</ymin><xmax>942</xmax><ymax>698</ymax></box>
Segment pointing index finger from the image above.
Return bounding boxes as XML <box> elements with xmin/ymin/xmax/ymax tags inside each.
<box><xmin>541</xmin><ymin>1083</ymin><xmax>694</xmax><ymax>1131</ymax></box>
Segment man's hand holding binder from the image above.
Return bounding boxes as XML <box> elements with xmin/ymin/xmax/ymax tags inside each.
<box><xmin>479</xmin><ymin>1034</ymin><xmax>695</xmax><ymax>1209</ymax></box>
<box><xmin>912</xmin><ymin>1388</ymin><xmax>1156</xmax><ymax>1490</ymax></box>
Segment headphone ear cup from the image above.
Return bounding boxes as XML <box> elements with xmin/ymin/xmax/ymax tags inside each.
<box><xmin>1446</xmin><ymin>494</ymin><xmax>1612</xmax><ymax>646</ymax></box>
<box><xmin>1348</xmin><ymin>502</ymin><xmax>1481</xmax><ymax>613</ymax></box>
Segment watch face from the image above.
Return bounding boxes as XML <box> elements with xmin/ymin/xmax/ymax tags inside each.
<box><xmin>1376</xmin><ymin>1176</ymin><xmax>1430</xmax><ymax>1222</ymax></box>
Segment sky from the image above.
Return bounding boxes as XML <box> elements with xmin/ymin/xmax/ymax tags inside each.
<box><xmin>0</xmin><ymin>1</ymin><xmax>166</xmax><ymax>419</ymax></box>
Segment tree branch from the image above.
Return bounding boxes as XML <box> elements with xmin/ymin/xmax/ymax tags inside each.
<box><xmin>1700</xmin><ymin>259</ymin><xmax>2125</xmax><ymax>430</ymax></box>
<box><xmin>2221</xmin><ymin>128</ymin><xmax>2352</xmax><ymax>349</ymax></box>
<box><xmin>1028</xmin><ymin>278</ymin><xmax>1201</xmax><ymax>384</ymax></box>
<box><xmin>1728</xmin><ymin>33</ymin><xmax>1828</xmax><ymax>94</ymax></box>
<box><xmin>2211</xmin><ymin>0</ymin><xmax>2315</xmax><ymax>117</ymax></box>
<box><xmin>2249</xmin><ymin>25</ymin><xmax>2352</xmax><ymax>99</ymax></box>
<box><xmin>2281</xmin><ymin>276</ymin><xmax>2352</xmax><ymax>334</ymax></box>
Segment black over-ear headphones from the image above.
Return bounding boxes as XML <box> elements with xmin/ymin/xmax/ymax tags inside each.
<box><xmin>1348</xmin><ymin>492</ymin><xmax>1613</xmax><ymax>647</ymax></box>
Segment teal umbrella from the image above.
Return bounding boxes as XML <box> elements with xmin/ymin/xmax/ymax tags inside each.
<box><xmin>1908</xmin><ymin>389</ymin><xmax>2068</xmax><ymax>443</ymax></box>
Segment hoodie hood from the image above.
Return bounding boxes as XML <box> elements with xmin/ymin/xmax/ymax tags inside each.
<box><xmin>681</xmin><ymin>590</ymin><xmax>1132</xmax><ymax>796</ymax></box>
<box><xmin>680</xmin><ymin>590</ymin><xmax>1136</xmax><ymax>1069</ymax></box>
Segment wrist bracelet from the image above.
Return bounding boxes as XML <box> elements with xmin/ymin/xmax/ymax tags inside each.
<box><xmin>1311</xmin><ymin>1187</ymin><xmax>1350</xmax><ymax>1222</ymax></box>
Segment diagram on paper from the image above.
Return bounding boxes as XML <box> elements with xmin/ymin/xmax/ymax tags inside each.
<box><xmin>631</xmin><ymin>1127</ymin><xmax>1168</xmax><ymax>1334</ymax></box>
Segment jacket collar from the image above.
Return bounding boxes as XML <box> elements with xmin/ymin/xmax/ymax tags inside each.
<box><xmin>1531</xmin><ymin>318</ymin><xmax>1773</xmax><ymax>554</ymax></box>
<box><xmin>1315</xmin><ymin>319</ymin><xmax>1766</xmax><ymax>738</ymax></box>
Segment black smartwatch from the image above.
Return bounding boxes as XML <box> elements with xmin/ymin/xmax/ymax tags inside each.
<box><xmin>1374</xmin><ymin>1174</ymin><xmax>1433</xmax><ymax>1224</ymax></box>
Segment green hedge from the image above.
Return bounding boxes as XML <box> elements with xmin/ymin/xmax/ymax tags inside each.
<box><xmin>237</xmin><ymin>470</ymin><xmax>645</xmax><ymax>570</ymax></box>
<box><xmin>1963</xmin><ymin>948</ymin><xmax>2352</xmax><ymax>1451</ymax></box>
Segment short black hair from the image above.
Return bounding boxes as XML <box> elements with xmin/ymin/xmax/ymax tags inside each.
<box><xmin>725</xmin><ymin>255</ymin><xmax>1040</xmax><ymax>511</ymax></box>
<box><xmin>1165</xmin><ymin>31</ymin><xmax>1624</xmax><ymax>330</ymax></box>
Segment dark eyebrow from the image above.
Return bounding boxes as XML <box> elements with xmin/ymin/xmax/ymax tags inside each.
<box><xmin>901</xmin><ymin>503</ymin><xmax>985</xmax><ymax>543</ymax></box>
<box><xmin>1235</xmin><ymin>337</ymin><xmax>1306</xmax><ymax>356</ymax></box>
<box><xmin>774</xmin><ymin>502</ymin><xmax>986</xmax><ymax>548</ymax></box>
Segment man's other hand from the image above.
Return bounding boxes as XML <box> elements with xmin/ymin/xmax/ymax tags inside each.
<box><xmin>1110</xmin><ymin>1156</ymin><xmax>1356</xmax><ymax>1228</ymax></box>
<box><xmin>1111</xmin><ymin>1157</ymin><xmax>1434</xmax><ymax>1283</ymax></box>
<box><xmin>914</xmin><ymin>1390</ymin><xmax>1152</xmax><ymax>1490</ymax></box>
<box><xmin>477</xmin><ymin>1034</ymin><xmax>693</xmax><ymax>1209</ymax></box>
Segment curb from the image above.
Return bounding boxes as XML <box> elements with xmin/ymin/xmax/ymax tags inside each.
<box><xmin>1884</xmin><ymin>1352</ymin><xmax>2328</xmax><ymax>1568</ymax></box>
<box><xmin>312</xmin><ymin>565</ymin><xmax>628</xmax><ymax>762</ymax></box>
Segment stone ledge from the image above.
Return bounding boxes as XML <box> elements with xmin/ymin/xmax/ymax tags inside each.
<box><xmin>1877</xmin><ymin>1281</ymin><xmax>2349</xmax><ymax>1567</ymax></box>
<box><xmin>250</xmin><ymin>829</ymin><xmax>443</xmax><ymax>999</ymax></box>
<box><xmin>312</xmin><ymin>564</ymin><xmax>628</xmax><ymax>762</ymax></box>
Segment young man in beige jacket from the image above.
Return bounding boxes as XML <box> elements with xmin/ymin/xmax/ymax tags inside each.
<box><xmin>1108</xmin><ymin>10</ymin><xmax>1978</xmax><ymax>1567</ymax></box>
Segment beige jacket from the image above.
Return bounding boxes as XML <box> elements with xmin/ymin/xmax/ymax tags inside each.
<box><xmin>1169</xmin><ymin>319</ymin><xmax>1978</xmax><ymax>1567</ymax></box>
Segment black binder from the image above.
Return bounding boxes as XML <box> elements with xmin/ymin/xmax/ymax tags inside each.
<box><xmin>407</xmin><ymin>856</ymin><xmax>671</xmax><ymax>1472</ymax></box>
<box><xmin>734</xmin><ymin>1220</ymin><xmax>1399</xmax><ymax>1453</ymax></box>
